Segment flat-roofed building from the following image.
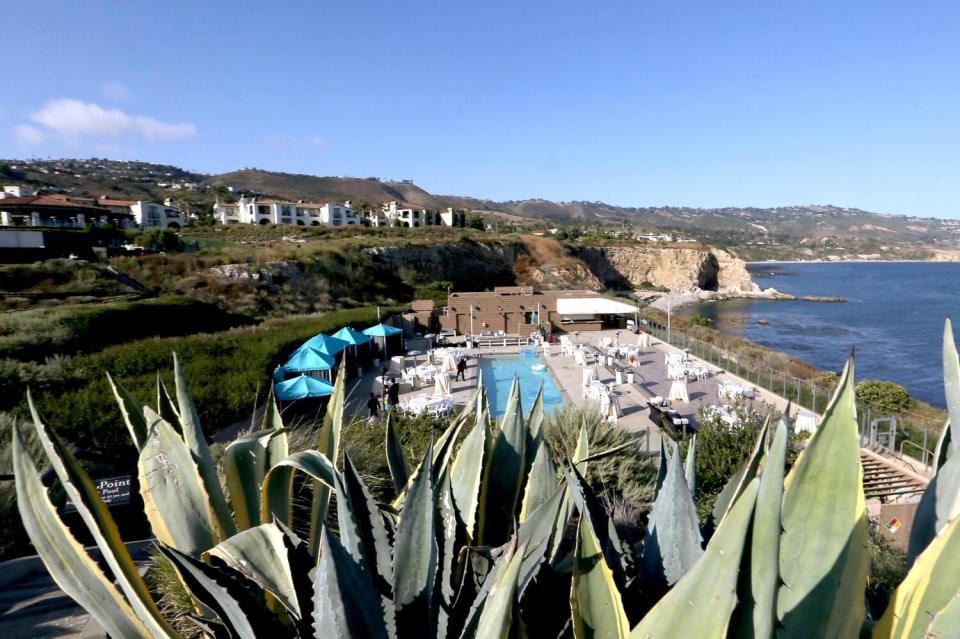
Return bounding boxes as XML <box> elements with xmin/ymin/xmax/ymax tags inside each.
<box><xmin>439</xmin><ymin>286</ymin><xmax>638</xmax><ymax>336</ymax></box>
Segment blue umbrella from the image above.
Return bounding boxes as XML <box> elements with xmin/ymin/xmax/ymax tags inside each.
<box><xmin>302</xmin><ymin>333</ymin><xmax>350</xmax><ymax>356</ymax></box>
<box><xmin>274</xmin><ymin>374</ymin><xmax>335</xmax><ymax>401</ymax></box>
<box><xmin>283</xmin><ymin>346</ymin><xmax>335</xmax><ymax>373</ymax></box>
<box><xmin>333</xmin><ymin>326</ymin><xmax>370</xmax><ymax>345</ymax></box>
<box><xmin>362</xmin><ymin>323</ymin><xmax>402</xmax><ymax>337</ymax></box>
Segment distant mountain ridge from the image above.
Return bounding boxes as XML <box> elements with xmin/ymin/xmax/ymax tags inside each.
<box><xmin>3</xmin><ymin>158</ymin><xmax>959</xmax><ymax>248</ymax></box>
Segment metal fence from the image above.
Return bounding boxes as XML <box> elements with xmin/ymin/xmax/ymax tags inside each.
<box><xmin>642</xmin><ymin>319</ymin><xmax>942</xmax><ymax>467</ymax></box>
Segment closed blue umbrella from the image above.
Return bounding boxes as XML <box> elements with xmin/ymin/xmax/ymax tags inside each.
<box><xmin>274</xmin><ymin>375</ymin><xmax>335</xmax><ymax>401</ymax></box>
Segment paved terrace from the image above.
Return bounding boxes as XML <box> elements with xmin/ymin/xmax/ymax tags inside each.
<box><xmin>343</xmin><ymin>328</ymin><xmax>810</xmax><ymax>454</ymax></box>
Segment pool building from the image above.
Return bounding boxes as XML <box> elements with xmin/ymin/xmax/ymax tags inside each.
<box><xmin>440</xmin><ymin>286</ymin><xmax>639</xmax><ymax>336</ymax></box>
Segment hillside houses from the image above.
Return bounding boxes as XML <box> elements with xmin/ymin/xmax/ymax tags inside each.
<box><xmin>213</xmin><ymin>197</ymin><xmax>466</xmax><ymax>228</ymax></box>
<box><xmin>0</xmin><ymin>185</ymin><xmax>185</xmax><ymax>229</ymax></box>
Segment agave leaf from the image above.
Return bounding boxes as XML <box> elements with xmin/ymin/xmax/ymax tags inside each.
<box><xmin>730</xmin><ymin>416</ymin><xmax>788</xmax><ymax>639</ymax></box>
<box><xmin>156</xmin><ymin>372</ymin><xmax>181</xmax><ymax>433</ymax></box>
<box><xmin>205</xmin><ymin>523</ymin><xmax>301</xmax><ymax>619</ymax></box>
<box><xmin>629</xmin><ymin>480</ymin><xmax>760</xmax><ymax>639</ymax></box>
<box><xmin>336</xmin><ymin>453</ymin><xmax>394</xmax><ymax>595</ymax></box>
<box><xmin>450</xmin><ymin>412</ymin><xmax>488</xmax><ymax>542</ymax></box>
<box><xmin>907</xmin><ymin>447</ymin><xmax>960</xmax><ymax>565</ymax></box>
<box><xmin>653</xmin><ymin>438</ymin><xmax>668</xmax><ymax>500</ymax></box>
<box><xmin>550</xmin><ymin>421</ymin><xmax>591</xmax><ymax>563</ymax></box>
<box><xmin>224</xmin><ymin>429</ymin><xmax>285</xmax><ymax>531</ymax></box>
<box><xmin>385</xmin><ymin>411</ymin><xmax>410</xmax><ymax>494</ymax></box>
<box><xmin>172</xmin><ymin>353</ymin><xmax>237</xmax><ymax>540</ymax></box>
<box><xmin>309</xmin><ymin>364</ymin><xmax>346</xmax><ymax>557</ymax></box>
<box><xmin>139</xmin><ymin>407</ymin><xmax>219</xmax><ymax>554</ymax></box>
<box><xmin>160</xmin><ymin>545</ymin><xmax>283</xmax><ymax>639</ymax></box>
<box><xmin>467</xmin><ymin>540</ymin><xmax>525</xmax><ymax>639</ymax></box>
<box><xmin>517</xmin><ymin>485</ymin><xmax>565</xmax><ymax>595</ymax></box>
<box><xmin>932</xmin><ymin>420</ymin><xmax>951</xmax><ymax>475</ymax></box>
<box><xmin>520</xmin><ymin>442</ymin><xmax>557</xmax><ymax>523</ymax></box>
<box><xmin>22</xmin><ymin>396</ymin><xmax>178</xmax><ymax>638</ymax></box>
<box><xmin>12</xmin><ymin>425</ymin><xmax>158</xmax><ymax>639</ymax></box>
<box><xmin>437</xmin><ymin>470</ymin><xmax>460</xmax><ymax>638</ymax></box>
<box><xmin>106</xmin><ymin>372</ymin><xmax>149</xmax><ymax>452</ymax></box>
<box><xmin>943</xmin><ymin>318</ymin><xmax>960</xmax><ymax>453</ymax></box>
<box><xmin>708</xmin><ymin>415</ymin><xmax>769</xmax><ymax>534</ymax></box>
<box><xmin>875</xmin><ymin>511</ymin><xmax>960</xmax><ymax>639</ymax></box>
<box><xmin>260</xmin><ymin>384</ymin><xmax>284</xmax><ymax>431</ymax></box>
<box><xmin>640</xmin><ymin>444</ymin><xmax>702</xmax><ymax>588</ymax></box>
<box><xmin>565</xmin><ymin>463</ymin><xmax>628</xmax><ymax>590</ymax></box>
<box><xmin>393</xmin><ymin>441</ymin><xmax>438</xmax><ymax>637</ymax></box>
<box><xmin>571</xmin><ymin>516</ymin><xmax>630</xmax><ymax>639</ymax></box>
<box><xmin>925</xmin><ymin>590</ymin><xmax>960</xmax><ymax>638</ymax></box>
<box><xmin>574</xmin><ymin>439</ymin><xmax>641</xmax><ymax>466</ymax></box>
<box><xmin>684</xmin><ymin>433</ymin><xmax>697</xmax><ymax>498</ymax></box>
<box><xmin>313</xmin><ymin>526</ymin><xmax>390</xmax><ymax>639</ymax></box>
<box><xmin>478</xmin><ymin>377</ymin><xmax>527</xmax><ymax>546</ymax></box>
<box><xmin>908</xmin><ymin>322</ymin><xmax>960</xmax><ymax>563</ymax></box>
<box><xmin>525</xmin><ymin>382</ymin><xmax>546</xmax><ymax>469</ymax></box>
<box><xmin>777</xmin><ymin>357</ymin><xmax>868</xmax><ymax>639</ymax></box>
<box><xmin>260</xmin><ymin>450</ymin><xmax>338</xmax><ymax>527</ymax></box>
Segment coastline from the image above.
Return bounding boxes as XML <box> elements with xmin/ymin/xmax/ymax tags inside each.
<box><xmin>746</xmin><ymin>259</ymin><xmax>960</xmax><ymax>265</ymax></box>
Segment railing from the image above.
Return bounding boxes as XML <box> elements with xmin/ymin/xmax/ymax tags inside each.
<box><xmin>899</xmin><ymin>440</ymin><xmax>934</xmax><ymax>474</ymax></box>
<box><xmin>641</xmin><ymin>318</ymin><xmax>943</xmax><ymax>452</ymax></box>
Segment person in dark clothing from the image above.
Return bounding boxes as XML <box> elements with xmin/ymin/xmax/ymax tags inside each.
<box><xmin>386</xmin><ymin>378</ymin><xmax>401</xmax><ymax>410</ymax></box>
<box><xmin>456</xmin><ymin>357</ymin><xmax>468</xmax><ymax>381</ymax></box>
<box><xmin>366</xmin><ymin>392</ymin><xmax>380</xmax><ymax>420</ymax></box>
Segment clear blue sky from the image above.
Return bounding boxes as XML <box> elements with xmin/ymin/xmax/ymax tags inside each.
<box><xmin>3</xmin><ymin>1</ymin><xmax>958</xmax><ymax>218</ymax></box>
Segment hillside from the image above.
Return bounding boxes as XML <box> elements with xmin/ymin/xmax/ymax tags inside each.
<box><xmin>4</xmin><ymin>158</ymin><xmax>959</xmax><ymax>256</ymax></box>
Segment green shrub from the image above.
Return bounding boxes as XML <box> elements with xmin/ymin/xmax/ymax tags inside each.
<box><xmin>856</xmin><ymin>379</ymin><xmax>914</xmax><ymax>415</ymax></box>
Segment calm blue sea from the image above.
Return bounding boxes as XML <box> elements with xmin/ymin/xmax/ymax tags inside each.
<box><xmin>686</xmin><ymin>262</ymin><xmax>960</xmax><ymax>408</ymax></box>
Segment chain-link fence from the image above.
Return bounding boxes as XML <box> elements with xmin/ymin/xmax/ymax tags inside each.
<box><xmin>642</xmin><ymin>319</ymin><xmax>943</xmax><ymax>467</ymax></box>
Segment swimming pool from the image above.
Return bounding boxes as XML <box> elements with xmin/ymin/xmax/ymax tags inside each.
<box><xmin>477</xmin><ymin>352</ymin><xmax>565</xmax><ymax>418</ymax></box>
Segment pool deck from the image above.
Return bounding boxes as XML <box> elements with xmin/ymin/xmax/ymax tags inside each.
<box><xmin>344</xmin><ymin>329</ymin><xmax>807</xmax><ymax>451</ymax></box>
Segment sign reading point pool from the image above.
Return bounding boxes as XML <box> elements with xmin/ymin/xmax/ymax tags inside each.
<box><xmin>64</xmin><ymin>474</ymin><xmax>133</xmax><ymax>512</ymax></box>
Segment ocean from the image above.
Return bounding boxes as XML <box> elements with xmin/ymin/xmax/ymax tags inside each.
<box><xmin>685</xmin><ymin>262</ymin><xmax>960</xmax><ymax>408</ymax></box>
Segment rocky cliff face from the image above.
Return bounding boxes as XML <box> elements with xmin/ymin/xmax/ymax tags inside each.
<box><xmin>362</xmin><ymin>242</ymin><xmax>518</xmax><ymax>289</ymax></box>
<box><xmin>577</xmin><ymin>245</ymin><xmax>758</xmax><ymax>293</ymax></box>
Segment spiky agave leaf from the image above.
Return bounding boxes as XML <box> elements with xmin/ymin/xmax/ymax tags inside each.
<box><xmin>629</xmin><ymin>480</ymin><xmax>760</xmax><ymax>639</ymax></box>
<box><xmin>223</xmin><ymin>428</ymin><xmax>287</xmax><ymax>531</ymax></box>
<box><xmin>571</xmin><ymin>516</ymin><xmax>631</xmax><ymax>639</ymax></box>
<box><xmin>313</xmin><ymin>526</ymin><xmax>390</xmax><ymax>639</ymax></box>
<box><xmin>908</xmin><ymin>319</ymin><xmax>960</xmax><ymax>563</ymax></box>
<box><xmin>519</xmin><ymin>441</ymin><xmax>557</xmax><ymax>523</ymax></box>
<box><xmin>640</xmin><ymin>444</ymin><xmax>702</xmax><ymax>589</ymax></box>
<box><xmin>107</xmin><ymin>371</ymin><xmax>149</xmax><ymax>452</ymax></box>
<box><xmin>729</xmin><ymin>415</ymin><xmax>788</xmax><ymax>639</ymax></box>
<box><xmin>450</xmin><ymin>405</ymin><xmax>489</xmax><ymax>542</ymax></box>
<box><xmin>393</xmin><ymin>441</ymin><xmax>439</xmax><ymax>637</ymax></box>
<box><xmin>466</xmin><ymin>539</ymin><xmax>525</xmax><ymax>639</ymax></box>
<box><xmin>309</xmin><ymin>364</ymin><xmax>347</xmax><ymax>557</ymax></box>
<box><xmin>259</xmin><ymin>450</ymin><xmax>338</xmax><ymax>528</ymax></box>
<box><xmin>172</xmin><ymin>353</ymin><xmax>237</xmax><ymax>541</ymax></box>
<box><xmin>525</xmin><ymin>383</ymin><xmax>546</xmax><ymax>473</ymax></box>
<box><xmin>777</xmin><ymin>356</ymin><xmax>868</xmax><ymax>639</ymax></box>
<box><xmin>478</xmin><ymin>377</ymin><xmax>527</xmax><ymax>546</ymax></box>
<box><xmin>385</xmin><ymin>411</ymin><xmax>410</xmax><ymax>494</ymax></box>
<box><xmin>156</xmin><ymin>372</ymin><xmax>181</xmax><ymax>433</ymax></box>
<box><xmin>517</xmin><ymin>485</ymin><xmax>566</xmax><ymax>595</ymax></box>
<box><xmin>335</xmin><ymin>453</ymin><xmax>394</xmax><ymax>595</ymax></box>
<box><xmin>550</xmin><ymin>419</ymin><xmax>591</xmax><ymax>564</ymax></box>
<box><xmin>875</xmin><ymin>510</ymin><xmax>960</xmax><ymax>639</ymax></box>
<box><xmin>684</xmin><ymin>433</ymin><xmax>697</xmax><ymax>499</ymax></box>
<box><xmin>11</xmin><ymin>424</ymin><xmax>161</xmax><ymax>639</ymax></box>
<box><xmin>139</xmin><ymin>406</ymin><xmax>223</xmax><ymax>554</ymax></box>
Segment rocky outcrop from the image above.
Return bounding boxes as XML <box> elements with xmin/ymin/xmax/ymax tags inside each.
<box><xmin>362</xmin><ymin>242</ymin><xmax>519</xmax><ymax>289</ymax></box>
<box><xmin>525</xmin><ymin>261</ymin><xmax>603</xmax><ymax>291</ymax></box>
<box><xmin>578</xmin><ymin>245</ymin><xmax>759</xmax><ymax>293</ymax></box>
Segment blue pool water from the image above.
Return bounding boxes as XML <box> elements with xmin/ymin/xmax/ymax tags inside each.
<box><xmin>477</xmin><ymin>352</ymin><xmax>565</xmax><ymax>417</ymax></box>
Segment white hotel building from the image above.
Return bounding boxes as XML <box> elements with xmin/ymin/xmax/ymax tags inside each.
<box><xmin>213</xmin><ymin>197</ymin><xmax>362</xmax><ymax>226</ymax></box>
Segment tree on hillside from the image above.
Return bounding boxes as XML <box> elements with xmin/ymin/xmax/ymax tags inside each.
<box><xmin>467</xmin><ymin>213</ymin><xmax>486</xmax><ymax>231</ymax></box>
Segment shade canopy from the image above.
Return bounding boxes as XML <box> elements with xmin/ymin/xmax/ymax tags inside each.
<box><xmin>556</xmin><ymin>297</ymin><xmax>638</xmax><ymax>315</ymax></box>
<box><xmin>332</xmin><ymin>326</ymin><xmax>370</xmax><ymax>346</ymax></box>
<box><xmin>302</xmin><ymin>333</ymin><xmax>350</xmax><ymax>356</ymax></box>
<box><xmin>283</xmin><ymin>346</ymin><xmax>335</xmax><ymax>372</ymax></box>
<box><xmin>363</xmin><ymin>323</ymin><xmax>403</xmax><ymax>337</ymax></box>
<box><xmin>274</xmin><ymin>374</ymin><xmax>335</xmax><ymax>401</ymax></box>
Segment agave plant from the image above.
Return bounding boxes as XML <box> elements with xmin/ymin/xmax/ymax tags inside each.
<box><xmin>11</xmin><ymin>321</ymin><xmax>960</xmax><ymax>638</ymax></box>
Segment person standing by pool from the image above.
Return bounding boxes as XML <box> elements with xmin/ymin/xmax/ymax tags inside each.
<box><xmin>456</xmin><ymin>356</ymin><xmax>467</xmax><ymax>381</ymax></box>
<box><xmin>387</xmin><ymin>378</ymin><xmax>400</xmax><ymax>411</ymax></box>
<box><xmin>366</xmin><ymin>392</ymin><xmax>380</xmax><ymax>422</ymax></box>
